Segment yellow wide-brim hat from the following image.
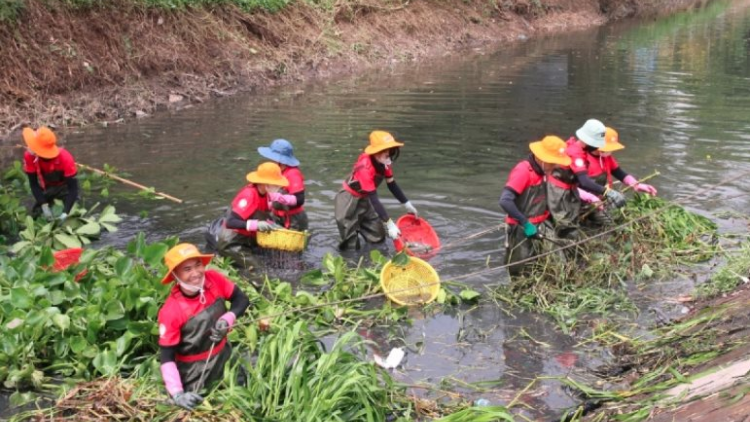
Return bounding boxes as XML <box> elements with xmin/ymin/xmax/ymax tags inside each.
<box><xmin>364</xmin><ymin>130</ymin><xmax>404</xmax><ymax>155</ymax></box>
<box><xmin>161</xmin><ymin>243</ymin><xmax>213</xmax><ymax>284</ymax></box>
<box><xmin>599</xmin><ymin>127</ymin><xmax>625</xmax><ymax>152</ymax></box>
<box><xmin>246</xmin><ymin>162</ymin><xmax>289</xmax><ymax>187</ymax></box>
<box><xmin>23</xmin><ymin>127</ymin><xmax>60</xmax><ymax>159</ymax></box>
<box><xmin>529</xmin><ymin>136</ymin><xmax>571</xmax><ymax>166</ymax></box>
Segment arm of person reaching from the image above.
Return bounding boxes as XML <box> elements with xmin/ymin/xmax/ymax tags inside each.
<box><xmin>225</xmin><ymin>211</ymin><xmax>275</xmax><ymax>232</ymax></box>
<box><xmin>613</xmin><ymin>167</ymin><xmax>657</xmax><ymax>196</ymax></box>
<box><xmin>387</xmin><ymin>179</ymin><xmax>418</xmax><ymax>217</ymax></box>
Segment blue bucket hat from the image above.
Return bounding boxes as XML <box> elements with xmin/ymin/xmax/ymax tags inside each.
<box><xmin>258</xmin><ymin>139</ymin><xmax>300</xmax><ymax>167</ymax></box>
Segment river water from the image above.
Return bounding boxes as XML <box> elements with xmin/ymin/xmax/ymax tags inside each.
<box><xmin>7</xmin><ymin>0</ymin><xmax>750</xmax><ymax>418</ymax></box>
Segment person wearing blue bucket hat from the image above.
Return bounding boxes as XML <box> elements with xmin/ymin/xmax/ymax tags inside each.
<box><xmin>257</xmin><ymin>139</ymin><xmax>308</xmax><ymax>231</ymax></box>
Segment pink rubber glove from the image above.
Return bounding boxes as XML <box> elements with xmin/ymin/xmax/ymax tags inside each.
<box><xmin>160</xmin><ymin>361</ymin><xmax>184</xmax><ymax>397</ymax></box>
<box><xmin>577</xmin><ymin>188</ymin><xmax>600</xmax><ymax>204</ymax></box>
<box><xmin>624</xmin><ymin>175</ymin><xmax>657</xmax><ymax>196</ymax></box>
<box><xmin>268</xmin><ymin>191</ymin><xmax>297</xmax><ymax>206</ymax></box>
<box><xmin>219</xmin><ymin>311</ymin><xmax>236</xmax><ymax>328</ymax></box>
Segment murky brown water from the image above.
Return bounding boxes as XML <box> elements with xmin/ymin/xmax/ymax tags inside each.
<box><xmin>4</xmin><ymin>0</ymin><xmax>750</xmax><ymax>417</ymax></box>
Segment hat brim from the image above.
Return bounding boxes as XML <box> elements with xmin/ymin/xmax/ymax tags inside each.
<box><xmin>599</xmin><ymin>142</ymin><xmax>625</xmax><ymax>153</ymax></box>
<box><xmin>575</xmin><ymin>128</ymin><xmax>605</xmax><ymax>149</ymax></box>
<box><xmin>529</xmin><ymin>142</ymin><xmax>572</xmax><ymax>166</ymax></box>
<box><xmin>246</xmin><ymin>171</ymin><xmax>289</xmax><ymax>187</ymax></box>
<box><xmin>365</xmin><ymin>142</ymin><xmax>404</xmax><ymax>155</ymax></box>
<box><xmin>258</xmin><ymin>146</ymin><xmax>300</xmax><ymax>167</ymax></box>
<box><xmin>161</xmin><ymin>254</ymin><xmax>213</xmax><ymax>284</ymax></box>
<box><xmin>23</xmin><ymin>128</ymin><xmax>59</xmax><ymax>159</ymax></box>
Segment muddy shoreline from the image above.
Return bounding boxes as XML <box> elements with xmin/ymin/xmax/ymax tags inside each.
<box><xmin>0</xmin><ymin>0</ymin><xmax>711</xmax><ymax>150</ymax></box>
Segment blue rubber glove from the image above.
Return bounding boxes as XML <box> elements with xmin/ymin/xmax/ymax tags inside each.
<box><xmin>523</xmin><ymin>221</ymin><xmax>538</xmax><ymax>239</ymax></box>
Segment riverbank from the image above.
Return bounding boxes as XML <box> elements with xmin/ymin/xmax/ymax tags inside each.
<box><xmin>0</xmin><ymin>0</ymin><xmax>711</xmax><ymax>144</ymax></box>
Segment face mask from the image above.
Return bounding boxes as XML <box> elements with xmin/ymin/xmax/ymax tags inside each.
<box><xmin>266</xmin><ymin>185</ymin><xmax>281</xmax><ymax>194</ymax></box>
<box><xmin>376</xmin><ymin>155</ymin><xmax>392</xmax><ymax>167</ymax></box>
<box><xmin>174</xmin><ymin>273</ymin><xmax>206</xmax><ymax>304</ymax></box>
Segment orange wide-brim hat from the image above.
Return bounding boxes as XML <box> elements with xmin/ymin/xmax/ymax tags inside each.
<box><xmin>529</xmin><ymin>135</ymin><xmax>572</xmax><ymax>166</ymax></box>
<box><xmin>161</xmin><ymin>243</ymin><xmax>213</xmax><ymax>284</ymax></box>
<box><xmin>23</xmin><ymin>127</ymin><xmax>59</xmax><ymax>159</ymax></box>
<box><xmin>599</xmin><ymin>127</ymin><xmax>625</xmax><ymax>152</ymax></box>
<box><xmin>364</xmin><ymin>130</ymin><xmax>404</xmax><ymax>155</ymax></box>
<box><xmin>246</xmin><ymin>162</ymin><xmax>289</xmax><ymax>187</ymax></box>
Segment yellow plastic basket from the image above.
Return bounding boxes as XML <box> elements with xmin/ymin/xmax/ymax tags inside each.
<box><xmin>256</xmin><ymin>228</ymin><xmax>309</xmax><ymax>252</ymax></box>
<box><xmin>380</xmin><ymin>256</ymin><xmax>440</xmax><ymax>306</ymax></box>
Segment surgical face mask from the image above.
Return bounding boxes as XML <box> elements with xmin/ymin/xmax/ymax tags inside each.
<box><xmin>173</xmin><ymin>273</ymin><xmax>206</xmax><ymax>304</ymax></box>
<box><xmin>375</xmin><ymin>153</ymin><xmax>392</xmax><ymax>167</ymax></box>
<box><xmin>265</xmin><ymin>185</ymin><xmax>281</xmax><ymax>194</ymax></box>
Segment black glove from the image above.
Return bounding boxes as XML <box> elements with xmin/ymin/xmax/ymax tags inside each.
<box><xmin>605</xmin><ymin>188</ymin><xmax>627</xmax><ymax>208</ymax></box>
<box><xmin>210</xmin><ymin>318</ymin><xmax>230</xmax><ymax>343</ymax></box>
<box><xmin>173</xmin><ymin>391</ymin><xmax>203</xmax><ymax>410</ymax></box>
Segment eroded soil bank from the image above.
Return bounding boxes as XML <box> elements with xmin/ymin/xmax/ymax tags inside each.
<box><xmin>0</xmin><ymin>0</ymin><xmax>710</xmax><ymax>144</ymax></box>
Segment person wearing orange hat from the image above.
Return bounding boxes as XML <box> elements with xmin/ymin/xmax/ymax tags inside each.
<box><xmin>21</xmin><ymin>126</ymin><xmax>79</xmax><ymax>221</ymax></box>
<box><xmin>157</xmin><ymin>243</ymin><xmax>251</xmax><ymax>410</ymax></box>
<box><xmin>499</xmin><ymin>136</ymin><xmax>571</xmax><ymax>276</ymax></box>
<box><xmin>206</xmin><ymin>162</ymin><xmax>289</xmax><ymax>268</ymax></box>
<box><xmin>334</xmin><ymin>130</ymin><xmax>418</xmax><ymax>250</ymax></box>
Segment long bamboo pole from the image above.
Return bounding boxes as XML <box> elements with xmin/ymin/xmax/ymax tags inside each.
<box><xmin>76</xmin><ymin>163</ymin><xmax>183</xmax><ymax>203</ymax></box>
<box><xmin>14</xmin><ymin>144</ymin><xmax>183</xmax><ymax>203</ymax></box>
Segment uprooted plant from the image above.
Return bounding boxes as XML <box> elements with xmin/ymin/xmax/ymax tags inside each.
<box><xmin>493</xmin><ymin>194</ymin><xmax>719</xmax><ymax>333</ymax></box>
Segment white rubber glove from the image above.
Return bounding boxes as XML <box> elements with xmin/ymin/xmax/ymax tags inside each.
<box><xmin>403</xmin><ymin>201</ymin><xmax>418</xmax><ymax>218</ymax></box>
<box><xmin>58</xmin><ymin>213</ymin><xmax>68</xmax><ymax>222</ymax></box>
<box><xmin>41</xmin><ymin>204</ymin><xmax>53</xmax><ymax>220</ymax></box>
<box><xmin>385</xmin><ymin>219</ymin><xmax>401</xmax><ymax>239</ymax></box>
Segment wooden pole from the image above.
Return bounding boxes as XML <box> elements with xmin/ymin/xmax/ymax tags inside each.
<box><xmin>76</xmin><ymin>163</ymin><xmax>183</xmax><ymax>204</ymax></box>
<box><xmin>15</xmin><ymin>144</ymin><xmax>183</xmax><ymax>204</ymax></box>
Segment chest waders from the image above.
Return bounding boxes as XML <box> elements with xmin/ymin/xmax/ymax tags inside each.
<box><xmin>175</xmin><ymin>299</ymin><xmax>233</xmax><ymax>393</ymax></box>
<box><xmin>215</xmin><ymin>209</ymin><xmax>270</xmax><ymax>269</ymax></box>
<box><xmin>335</xmin><ymin>171</ymin><xmax>387</xmax><ymax>250</ymax></box>
<box><xmin>547</xmin><ymin>168</ymin><xmax>583</xmax><ymax>240</ymax></box>
<box><xmin>504</xmin><ymin>178</ymin><xmax>554</xmax><ymax>277</ymax></box>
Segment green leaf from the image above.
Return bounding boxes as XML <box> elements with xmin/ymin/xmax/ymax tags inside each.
<box><xmin>104</xmin><ymin>300</ymin><xmax>125</xmax><ymax>321</ymax></box>
<box><xmin>300</xmin><ymin>269</ymin><xmax>328</xmax><ymax>286</ymax></box>
<box><xmin>10</xmin><ymin>288</ymin><xmax>31</xmax><ymax>309</ymax></box>
<box><xmin>92</xmin><ymin>349</ymin><xmax>118</xmax><ymax>376</ymax></box>
<box><xmin>115</xmin><ymin>333</ymin><xmax>133</xmax><ymax>357</ymax></box>
<box><xmin>75</xmin><ymin>222</ymin><xmax>101</xmax><ymax>236</ymax></box>
<box><xmin>459</xmin><ymin>289</ymin><xmax>481</xmax><ymax>302</ymax></box>
<box><xmin>115</xmin><ymin>256</ymin><xmax>134</xmax><ymax>278</ymax></box>
<box><xmin>437</xmin><ymin>288</ymin><xmax>447</xmax><ymax>304</ymax></box>
<box><xmin>98</xmin><ymin>205</ymin><xmax>122</xmax><ymax>224</ymax></box>
<box><xmin>391</xmin><ymin>251</ymin><xmax>410</xmax><ymax>266</ymax></box>
<box><xmin>52</xmin><ymin>314</ymin><xmax>71</xmax><ymax>332</ymax></box>
<box><xmin>54</xmin><ymin>233</ymin><xmax>82</xmax><ymax>249</ymax></box>
<box><xmin>40</xmin><ymin>246</ymin><xmax>55</xmax><ymax>267</ymax></box>
<box><xmin>70</xmin><ymin>336</ymin><xmax>89</xmax><ymax>354</ymax></box>
<box><xmin>143</xmin><ymin>243</ymin><xmax>168</xmax><ymax>267</ymax></box>
<box><xmin>10</xmin><ymin>240</ymin><xmax>31</xmax><ymax>254</ymax></box>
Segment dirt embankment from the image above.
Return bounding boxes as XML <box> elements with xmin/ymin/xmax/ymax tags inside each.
<box><xmin>0</xmin><ymin>0</ymin><xmax>711</xmax><ymax>142</ymax></box>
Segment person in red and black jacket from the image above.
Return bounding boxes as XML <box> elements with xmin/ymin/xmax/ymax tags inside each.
<box><xmin>21</xmin><ymin>127</ymin><xmax>79</xmax><ymax>221</ymax></box>
<box><xmin>157</xmin><ymin>243</ymin><xmax>252</xmax><ymax>410</ymax></box>
<box><xmin>206</xmin><ymin>162</ymin><xmax>289</xmax><ymax>268</ymax></box>
<box><xmin>258</xmin><ymin>139</ymin><xmax>308</xmax><ymax>231</ymax></box>
<box><xmin>499</xmin><ymin>136</ymin><xmax>571</xmax><ymax>276</ymax></box>
<box><xmin>334</xmin><ymin>130</ymin><xmax>418</xmax><ymax>250</ymax></box>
